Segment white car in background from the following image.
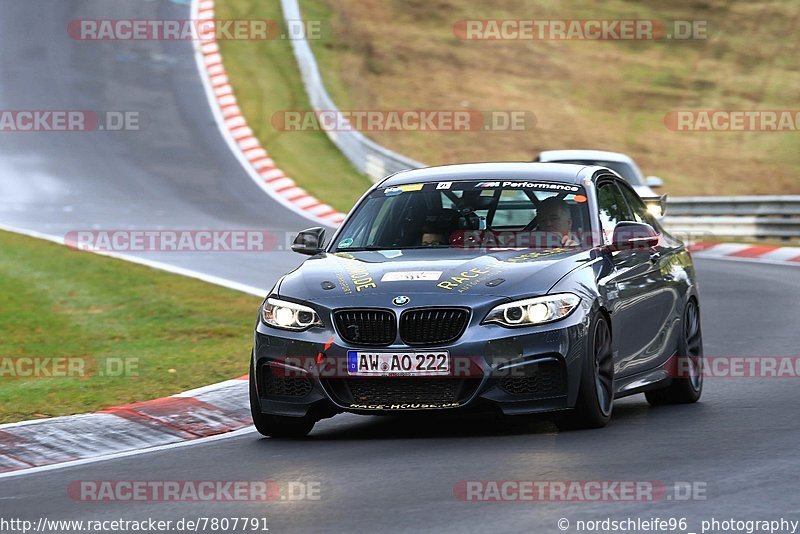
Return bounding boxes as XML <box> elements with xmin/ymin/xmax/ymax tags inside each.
<box><xmin>535</xmin><ymin>149</ymin><xmax>666</xmax><ymax>217</ymax></box>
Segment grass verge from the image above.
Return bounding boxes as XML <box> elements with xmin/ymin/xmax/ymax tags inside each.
<box><xmin>215</xmin><ymin>0</ymin><xmax>372</xmax><ymax>213</ymax></box>
<box><xmin>301</xmin><ymin>0</ymin><xmax>800</xmax><ymax>197</ymax></box>
<box><xmin>0</xmin><ymin>230</ymin><xmax>261</xmax><ymax>423</ymax></box>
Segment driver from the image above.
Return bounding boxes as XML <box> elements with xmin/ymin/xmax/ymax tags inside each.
<box><xmin>420</xmin><ymin>223</ymin><xmax>449</xmax><ymax>246</ymax></box>
<box><xmin>419</xmin><ymin>210</ymin><xmax>458</xmax><ymax>246</ymax></box>
<box><xmin>536</xmin><ymin>197</ymin><xmax>580</xmax><ymax>247</ymax></box>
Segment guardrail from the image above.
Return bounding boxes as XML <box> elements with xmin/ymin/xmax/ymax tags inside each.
<box><xmin>280</xmin><ymin>1</ymin><xmax>799</xmax><ymax>242</ymax></box>
<box><xmin>663</xmin><ymin>196</ymin><xmax>800</xmax><ymax>241</ymax></box>
<box><xmin>281</xmin><ymin>0</ymin><xmax>424</xmax><ymax>182</ymax></box>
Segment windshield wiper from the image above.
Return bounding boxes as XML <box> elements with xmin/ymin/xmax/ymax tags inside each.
<box><xmin>336</xmin><ymin>245</ymin><xmax>452</xmax><ymax>252</ymax></box>
<box><xmin>391</xmin><ymin>245</ymin><xmax>451</xmax><ymax>250</ymax></box>
<box><xmin>335</xmin><ymin>246</ymin><xmax>388</xmax><ymax>252</ymax></box>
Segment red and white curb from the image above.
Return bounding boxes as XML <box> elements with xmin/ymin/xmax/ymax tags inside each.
<box><xmin>194</xmin><ymin>0</ymin><xmax>346</xmax><ymax>227</ymax></box>
<box><xmin>688</xmin><ymin>242</ymin><xmax>800</xmax><ymax>266</ymax></box>
<box><xmin>0</xmin><ymin>377</ymin><xmax>251</xmax><ymax>477</ymax></box>
<box><xmin>3</xmin><ymin>227</ymin><xmax>799</xmax><ymax>476</ymax></box>
<box><xmin>0</xmin><ymin>224</ymin><xmax>263</xmax><ymax>478</ymax></box>
<box><xmin>7</xmin><ymin>17</ymin><xmax>800</xmax><ymax>473</ymax></box>
<box><xmin>1</xmin><ymin>0</ymin><xmax>356</xmax><ymax>478</ymax></box>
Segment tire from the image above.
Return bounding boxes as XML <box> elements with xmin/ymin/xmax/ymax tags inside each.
<box><xmin>556</xmin><ymin>313</ymin><xmax>614</xmax><ymax>430</ymax></box>
<box><xmin>249</xmin><ymin>355</ymin><xmax>315</xmax><ymax>438</ymax></box>
<box><xmin>646</xmin><ymin>298</ymin><xmax>703</xmax><ymax>406</ymax></box>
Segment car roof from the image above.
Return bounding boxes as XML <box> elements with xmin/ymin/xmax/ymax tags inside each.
<box><xmin>538</xmin><ymin>149</ymin><xmax>635</xmax><ymax>164</ymax></box>
<box><xmin>379</xmin><ymin>162</ymin><xmax>596</xmax><ymax>187</ymax></box>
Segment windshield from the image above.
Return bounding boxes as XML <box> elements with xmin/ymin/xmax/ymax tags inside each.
<box><xmin>332</xmin><ymin>180</ymin><xmax>592</xmax><ymax>251</ymax></box>
<box><xmin>551</xmin><ymin>160</ymin><xmax>643</xmax><ymax>186</ymax></box>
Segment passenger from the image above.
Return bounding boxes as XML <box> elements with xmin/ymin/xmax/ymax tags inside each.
<box><xmin>537</xmin><ymin>197</ymin><xmax>580</xmax><ymax>247</ymax></box>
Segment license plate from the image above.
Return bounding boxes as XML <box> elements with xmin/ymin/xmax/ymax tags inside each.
<box><xmin>347</xmin><ymin>351</ymin><xmax>450</xmax><ymax>376</ymax></box>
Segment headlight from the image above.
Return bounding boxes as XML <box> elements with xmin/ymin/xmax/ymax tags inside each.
<box><xmin>483</xmin><ymin>293</ymin><xmax>580</xmax><ymax>328</ymax></box>
<box><xmin>261</xmin><ymin>297</ymin><xmax>323</xmax><ymax>331</ymax></box>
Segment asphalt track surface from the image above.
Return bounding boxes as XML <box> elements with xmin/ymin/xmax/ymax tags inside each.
<box><xmin>1</xmin><ymin>1</ymin><xmax>799</xmax><ymax>533</ymax></box>
<box><xmin>0</xmin><ymin>0</ymin><xmax>314</xmax><ymax>288</ymax></box>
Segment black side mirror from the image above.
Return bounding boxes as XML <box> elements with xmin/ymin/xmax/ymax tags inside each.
<box><xmin>291</xmin><ymin>227</ymin><xmax>326</xmax><ymax>255</ymax></box>
<box><xmin>611</xmin><ymin>221</ymin><xmax>660</xmax><ymax>251</ymax></box>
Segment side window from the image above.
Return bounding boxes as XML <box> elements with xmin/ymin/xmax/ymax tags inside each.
<box><xmin>596</xmin><ymin>182</ymin><xmax>632</xmax><ymax>243</ymax></box>
<box><xmin>616</xmin><ymin>183</ymin><xmax>659</xmax><ymax>229</ymax></box>
<box><xmin>611</xmin><ymin>183</ymin><xmax>635</xmax><ymax>222</ymax></box>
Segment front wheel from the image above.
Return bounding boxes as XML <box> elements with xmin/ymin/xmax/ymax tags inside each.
<box><xmin>249</xmin><ymin>355</ymin><xmax>315</xmax><ymax>438</ymax></box>
<box><xmin>646</xmin><ymin>298</ymin><xmax>703</xmax><ymax>406</ymax></box>
<box><xmin>556</xmin><ymin>313</ymin><xmax>614</xmax><ymax>430</ymax></box>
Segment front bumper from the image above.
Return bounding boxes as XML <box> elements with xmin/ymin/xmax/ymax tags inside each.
<box><xmin>252</xmin><ymin>306</ymin><xmax>591</xmax><ymax>419</ymax></box>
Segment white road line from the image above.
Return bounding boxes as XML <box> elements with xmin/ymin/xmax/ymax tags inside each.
<box><xmin>0</xmin><ymin>223</ymin><xmax>267</xmax><ymax>297</ymax></box>
<box><xmin>3</xmin><ymin>0</ymin><xmax>797</xmax><ymax>473</ymax></box>
<box><xmin>0</xmin><ymin>428</ymin><xmax>257</xmax><ymax>480</ymax></box>
<box><xmin>189</xmin><ymin>0</ymin><xmax>339</xmax><ymax>229</ymax></box>
<box><xmin>173</xmin><ymin>379</ymin><xmax>247</xmax><ymax>398</ymax></box>
<box><xmin>0</xmin><ymin>0</ymin><xmax>340</xmax><ymax>479</ymax></box>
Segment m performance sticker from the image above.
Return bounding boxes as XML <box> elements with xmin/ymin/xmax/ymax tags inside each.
<box><xmin>473</xmin><ymin>181</ymin><xmax>579</xmax><ymax>191</ymax></box>
<box><xmin>374</xmin><ymin>181</ymin><xmax>583</xmax><ymax>196</ymax></box>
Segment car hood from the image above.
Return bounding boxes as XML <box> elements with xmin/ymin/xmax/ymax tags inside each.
<box><xmin>277</xmin><ymin>247</ymin><xmax>593</xmax><ymax>302</ymax></box>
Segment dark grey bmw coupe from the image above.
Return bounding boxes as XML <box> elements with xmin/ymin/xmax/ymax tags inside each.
<box><xmin>249</xmin><ymin>163</ymin><xmax>703</xmax><ymax>437</ymax></box>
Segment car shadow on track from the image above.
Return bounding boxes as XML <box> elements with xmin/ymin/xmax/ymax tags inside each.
<box><xmin>260</xmin><ymin>400</ymin><xmax>673</xmax><ymax>441</ymax></box>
